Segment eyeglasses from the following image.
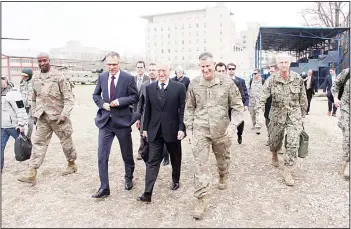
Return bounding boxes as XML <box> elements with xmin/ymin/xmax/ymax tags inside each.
<box><xmin>253</xmin><ymin>73</ymin><xmax>258</xmax><ymax>75</ymax></box>
<box><xmin>217</xmin><ymin>70</ymin><xmax>226</xmax><ymax>73</ymax></box>
<box><xmin>228</xmin><ymin>68</ymin><xmax>235</xmax><ymax>71</ymax></box>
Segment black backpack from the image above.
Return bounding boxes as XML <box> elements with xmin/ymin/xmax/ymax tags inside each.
<box><xmin>337</xmin><ymin>71</ymin><xmax>350</xmax><ymax>100</ymax></box>
<box><xmin>14</xmin><ymin>132</ymin><xmax>32</xmax><ymax>161</ymax></box>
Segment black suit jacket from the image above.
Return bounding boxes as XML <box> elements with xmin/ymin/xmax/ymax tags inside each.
<box><xmin>93</xmin><ymin>71</ymin><xmax>139</xmax><ymax>129</ymax></box>
<box><xmin>171</xmin><ymin>76</ymin><xmax>190</xmax><ymax>91</ymax></box>
<box><xmin>304</xmin><ymin>75</ymin><xmax>316</xmax><ymax>95</ymax></box>
<box><xmin>143</xmin><ymin>80</ymin><xmax>186</xmax><ymax>142</ymax></box>
<box><xmin>321</xmin><ymin>75</ymin><xmax>334</xmax><ymax>97</ymax></box>
<box><xmin>136</xmin><ymin>80</ymin><xmax>152</xmax><ymax>132</ymax></box>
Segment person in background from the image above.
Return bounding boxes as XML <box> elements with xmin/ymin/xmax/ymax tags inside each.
<box><xmin>171</xmin><ymin>66</ymin><xmax>190</xmax><ymax>92</ymax></box>
<box><xmin>1</xmin><ymin>76</ymin><xmax>28</xmax><ymax>173</ymax></box>
<box><xmin>248</xmin><ymin>69</ymin><xmax>264</xmax><ymax>134</ymax></box>
<box><xmin>264</xmin><ymin>65</ymin><xmax>277</xmax><ymax>146</ymax></box>
<box><xmin>20</xmin><ymin>68</ymin><xmax>35</xmax><ymax>138</ymax></box>
<box><xmin>303</xmin><ymin>69</ymin><xmax>316</xmax><ymax>115</ymax></box>
<box><xmin>321</xmin><ymin>68</ymin><xmax>338</xmax><ymax>117</ymax></box>
<box><xmin>227</xmin><ymin>63</ymin><xmax>249</xmax><ymax>144</ymax></box>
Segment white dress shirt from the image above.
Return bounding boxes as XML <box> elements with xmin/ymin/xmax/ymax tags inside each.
<box><xmin>158</xmin><ymin>80</ymin><xmax>169</xmax><ymax>89</ymax></box>
<box><xmin>108</xmin><ymin>70</ymin><xmax>120</xmax><ymax>101</ymax></box>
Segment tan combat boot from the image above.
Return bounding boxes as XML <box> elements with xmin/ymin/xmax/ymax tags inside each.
<box><xmin>218</xmin><ymin>174</ymin><xmax>228</xmax><ymax>190</ymax></box>
<box><xmin>272</xmin><ymin>151</ymin><xmax>279</xmax><ymax>167</ymax></box>
<box><xmin>61</xmin><ymin>161</ymin><xmax>77</xmax><ymax>176</ymax></box>
<box><xmin>343</xmin><ymin>161</ymin><xmax>349</xmax><ymax>179</ymax></box>
<box><xmin>284</xmin><ymin>166</ymin><xmax>295</xmax><ymax>186</ymax></box>
<box><xmin>18</xmin><ymin>168</ymin><xmax>37</xmax><ymax>185</ymax></box>
<box><xmin>193</xmin><ymin>197</ymin><xmax>206</xmax><ymax>220</ymax></box>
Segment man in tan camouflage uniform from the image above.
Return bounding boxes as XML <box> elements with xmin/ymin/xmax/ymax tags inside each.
<box><xmin>18</xmin><ymin>52</ymin><xmax>77</xmax><ymax>185</ymax></box>
<box><xmin>332</xmin><ymin>68</ymin><xmax>350</xmax><ymax>179</ymax></box>
<box><xmin>184</xmin><ymin>52</ymin><xmax>244</xmax><ymax>220</ymax></box>
<box><xmin>20</xmin><ymin>68</ymin><xmax>34</xmax><ymax>138</ymax></box>
<box><xmin>257</xmin><ymin>54</ymin><xmax>307</xmax><ymax>186</ymax></box>
<box><xmin>248</xmin><ymin>69</ymin><xmax>264</xmax><ymax>134</ymax></box>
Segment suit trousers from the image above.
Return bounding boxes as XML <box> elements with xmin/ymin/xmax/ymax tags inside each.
<box><xmin>327</xmin><ymin>95</ymin><xmax>337</xmax><ymax>114</ymax></box>
<box><xmin>98</xmin><ymin>118</ymin><xmax>135</xmax><ymax>190</ymax></box>
<box><xmin>138</xmin><ymin>131</ymin><xmax>169</xmax><ymax>161</ymax></box>
<box><xmin>306</xmin><ymin>90</ymin><xmax>313</xmax><ymax>113</ymax></box>
<box><xmin>144</xmin><ymin>127</ymin><xmax>182</xmax><ymax>194</ymax></box>
<box><xmin>236</xmin><ymin>121</ymin><xmax>245</xmax><ymax>136</ymax></box>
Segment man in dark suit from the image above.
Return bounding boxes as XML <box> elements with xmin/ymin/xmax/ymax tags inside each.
<box><xmin>171</xmin><ymin>66</ymin><xmax>190</xmax><ymax>92</ymax></box>
<box><xmin>227</xmin><ymin>63</ymin><xmax>249</xmax><ymax>144</ymax></box>
<box><xmin>132</xmin><ymin>61</ymin><xmax>149</xmax><ymax>112</ymax></box>
<box><xmin>321</xmin><ymin>68</ymin><xmax>338</xmax><ymax>116</ymax></box>
<box><xmin>136</xmin><ymin>63</ymin><xmax>170</xmax><ymax>165</ymax></box>
<box><xmin>92</xmin><ymin>52</ymin><xmax>139</xmax><ymax>198</ymax></box>
<box><xmin>137</xmin><ymin>62</ymin><xmax>186</xmax><ymax>203</ymax></box>
<box><xmin>303</xmin><ymin>69</ymin><xmax>316</xmax><ymax>115</ymax></box>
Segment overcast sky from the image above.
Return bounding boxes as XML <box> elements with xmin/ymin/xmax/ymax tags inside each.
<box><xmin>2</xmin><ymin>1</ymin><xmax>313</xmax><ymax>55</ymax></box>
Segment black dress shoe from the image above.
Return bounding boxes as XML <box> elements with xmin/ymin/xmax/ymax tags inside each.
<box><xmin>125</xmin><ymin>180</ymin><xmax>133</xmax><ymax>190</ymax></box>
<box><xmin>92</xmin><ymin>189</ymin><xmax>110</xmax><ymax>198</ymax></box>
<box><xmin>137</xmin><ymin>193</ymin><xmax>151</xmax><ymax>203</ymax></box>
<box><xmin>237</xmin><ymin>135</ymin><xmax>242</xmax><ymax>144</ymax></box>
<box><xmin>163</xmin><ymin>159</ymin><xmax>169</xmax><ymax>166</ymax></box>
<box><xmin>171</xmin><ymin>182</ymin><xmax>180</xmax><ymax>190</ymax></box>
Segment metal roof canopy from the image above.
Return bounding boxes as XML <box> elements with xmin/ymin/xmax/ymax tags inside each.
<box><xmin>255</xmin><ymin>26</ymin><xmax>349</xmax><ymax>52</ymax></box>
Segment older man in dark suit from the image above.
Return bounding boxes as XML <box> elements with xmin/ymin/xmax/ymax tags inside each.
<box><xmin>136</xmin><ymin>63</ymin><xmax>170</xmax><ymax>165</ymax></box>
<box><xmin>92</xmin><ymin>52</ymin><xmax>139</xmax><ymax>198</ymax></box>
<box><xmin>171</xmin><ymin>66</ymin><xmax>191</xmax><ymax>92</ymax></box>
<box><xmin>137</xmin><ymin>61</ymin><xmax>186</xmax><ymax>203</ymax></box>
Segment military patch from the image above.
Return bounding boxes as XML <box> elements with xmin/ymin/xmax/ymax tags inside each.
<box><xmin>15</xmin><ymin>100</ymin><xmax>25</xmax><ymax>108</ymax></box>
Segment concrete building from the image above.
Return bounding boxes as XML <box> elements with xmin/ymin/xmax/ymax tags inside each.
<box><xmin>141</xmin><ymin>3</ymin><xmax>236</xmax><ymax>68</ymax></box>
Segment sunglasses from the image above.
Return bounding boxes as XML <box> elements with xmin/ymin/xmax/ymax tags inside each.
<box><xmin>253</xmin><ymin>73</ymin><xmax>258</xmax><ymax>75</ymax></box>
<box><xmin>228</xmin><ymin>68</ymin><xmax>235</xmax><ymax>71</ymax></box>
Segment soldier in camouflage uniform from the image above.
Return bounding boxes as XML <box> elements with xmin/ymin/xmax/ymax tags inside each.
<box><xmin>20</xmin><ymin>68</ymin><xmax>34</xmax><ymax>138</ymax></box>
<box><xmin>18</xmin><ymin>53</ymin><xmax>77</xmax><ymax>185</ymax></box>
<box><xmin>332</xmin><ymin>68</ymin><xmax>350</xmax><ymax>179</ymax></box>
<box><xmin>257</xmin><ymin>54</ymin><xmax>307</xmax><ymax>186</ymax></box>
<box><xmin>248</xmin><ymin>69</ymin><xmax>264</xmax><ymax>134</ymax></box>
<box><xmin>184</xmin><ymin>52</ymin><xmax>244</xmax><ymax>220</ymax></box>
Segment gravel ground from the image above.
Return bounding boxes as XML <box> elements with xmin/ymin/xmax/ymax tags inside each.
<box><xmin>1</xmin><ymin>85</ymin><xmax>349</xmax><ymax>228</ymax></box>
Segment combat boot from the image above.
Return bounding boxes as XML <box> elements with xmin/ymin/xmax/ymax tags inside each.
<box><xmin>193</xmin><ymin>197</ymin><xmax>206</xmax><ymax>220</ymax></box>
<box><xmin>18</xmin><ymin>168</ymin><xmax>37</xmax><ymax>185</ymax></box>
<box><xmin>272</xmin><ymin>151</ymin><xmax>279</xmax><ymax>167</ymax></box>
<box><xmin>61</xmin><ymin>161</ymin><xmax>77</xmax><ymax>176</ymax></box>
<box><xmin>343</xmin><ymin>161</ymin><xmax>349</xmax><ymax>179</ymax></box>
<box><xmin>283</xmin><ymin>166</ymin><xmax>294</xmax><ymax>186</ymax></box>
<box><xmin>218</xmin><ymin>174</ymin><xmax>228</xmax><ymax>190</ymax></box>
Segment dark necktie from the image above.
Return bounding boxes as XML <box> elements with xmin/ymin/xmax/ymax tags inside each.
<box><xmin>161</xmin><ymin>83</ymin><xmax>165</xmax><ymax>95</ymax></box>
<box><xmin>160</xmin><ymin>83</ymin><xmax>166</xmax><ymax>106</ymax></box>
<box><xmin>110</xmin><ymin>75</ymin><xmax>115</xmax><ymax>101</ymax></box>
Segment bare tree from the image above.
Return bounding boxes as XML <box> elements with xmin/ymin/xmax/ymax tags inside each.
<box><xmin>300</xmin><ymin>2</ymin><xmax>350</xmax><ymax>69</ymax></box>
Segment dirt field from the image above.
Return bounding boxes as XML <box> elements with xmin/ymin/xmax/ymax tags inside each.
<box><xmin>1</xmin><ymin>85</ymin><xmax>349</xmax><ymax>228</ymax></box>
